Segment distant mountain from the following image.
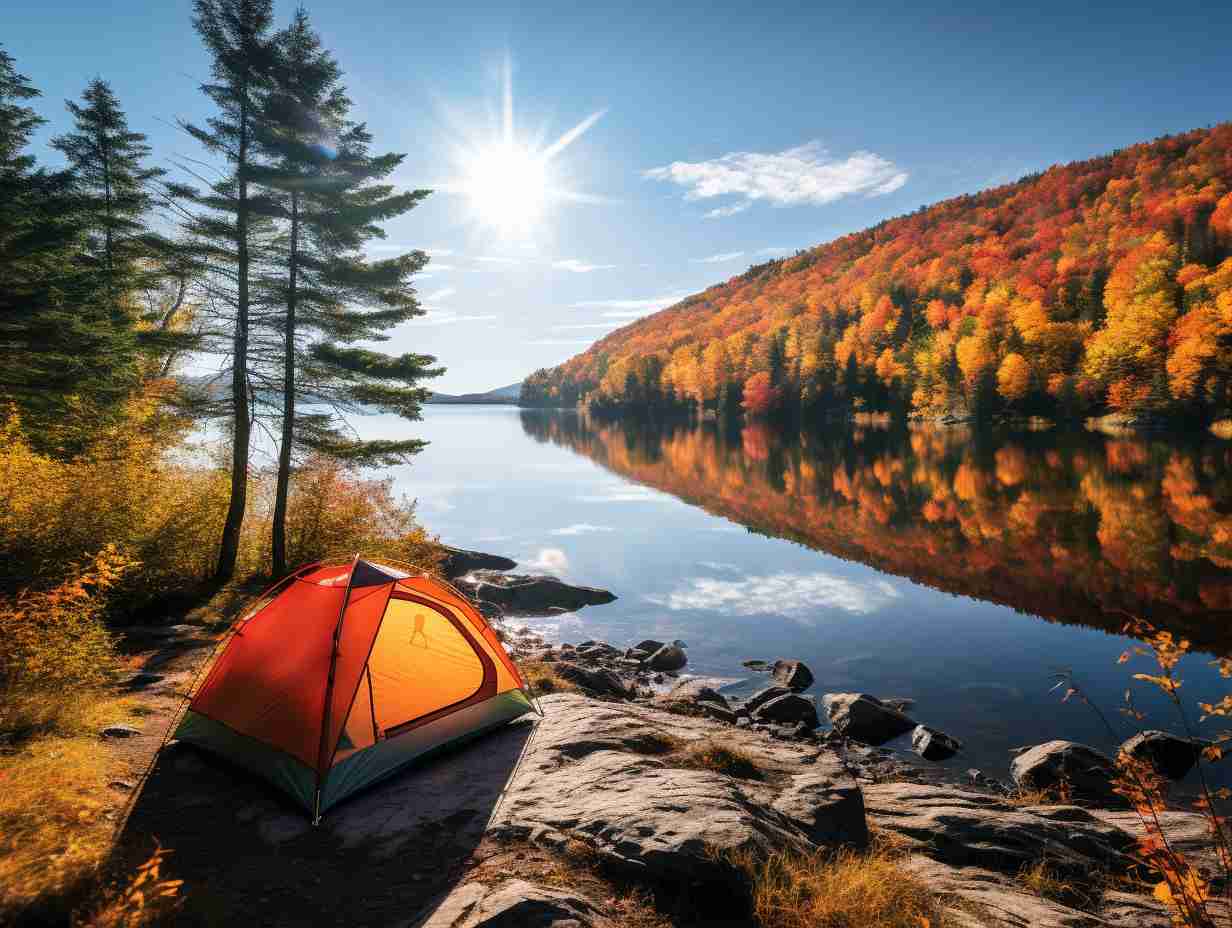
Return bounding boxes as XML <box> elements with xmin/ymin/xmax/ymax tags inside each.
<box><xmin>427</xmin><ymin>382</ymin><xmax>522</xmax><ymax>404</ymax></box>
<box><xmin>522</xmin><ymin>123</ymin><xmax>1232</xmax><ymax>424</ymax></box>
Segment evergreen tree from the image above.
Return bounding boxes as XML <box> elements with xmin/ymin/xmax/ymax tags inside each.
<box><xmin>53</xmin><ymin>79</ymin><xmax>166</xmax><ymax>311</ymax></box>
<box><xmin>0</xmin><ymin>48</ymin><xmax>139</xmax><ymax>454</ymax></box>
<box><xmin>255</xmin><ymin>10</ymin><xmax>439</xmax><ymax>575</ymax></box>
<box><xmin>168</xmin><ymin>0</ymin><xmax>278</xmax><ymax>580</ymax></box>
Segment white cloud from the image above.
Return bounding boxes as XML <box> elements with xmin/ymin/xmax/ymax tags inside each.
<box><xmin>427</xmin><ymin>263</ymin><xmax>457</xmax><ymax>272</ymax></box>
<box><xmin>550</xmin><ymin>523</ymin><xmax>615</xmax><ymax>536</ymax></box>
<box><xmin>693</xmin><ymin>251</ymin><xmax>745</xmax><ymax>264</ymax></box>
<box><xmin>476</xmin><ymin>255</ymin><xmax>521</xmax><ymax>265</ymax></box>
<box><xmin>705</xmin><ymin>203</ymin><xmax>750</xmax><ymax>219</ymax></box>
<box><xmin>646</xmin><ymin>571</ymin><xmax>900</xmax><ymax>618</ymax></box>
<box><xmin>553</xmin><ymin>259</ymin><xmax>617</xmax><ymax>273</ymax></box>
<box><xmin>602</xmin><ymin>310</ymin><xmax>650</xmax><ymax>319</ymax></box>
<box><xmin>526</xmin><ymin>338</ymin><xmax>596</xmax><ymax>345</ymax></box>
<box><xmin>576</xmin><ymin>483</ymin><xmax>676</xmax><ymax>504</ymax></box>
<box><xmin>524</xmin><ymin>548</ymin><xmax>569</xmax><ymax>574</ymax></box>
<box><xmin>411</xmin><ymin>310</ymin><xmax>499</xmax><ymax>326</ymax></box>
<box><xmin>553</xmin><ymin>322</ymin><xmax>622</xmax><ymax>330</ymax></box>
<box><xmin>757</xmin><ymin>246</ymin><xmax>792</xmax><ymax>257</ymax></box>
<box><xmin>427</xmin><ymin>247</ymin><xmax>455</xmax><ymax>257</ymax></box>
<box><xmin>644</xmin><ymin>141</ymin><xmax>908</xmax><ymax>215</ymax></box>
<box><xmin>424</xmin><ymin>286</ymin><xmax>456</xmax><ymax>302</ymax></box>
<box><xmin>572</xmin><ymin>293</ymin><xmax>689</xmax><ymax>312</ymax></box>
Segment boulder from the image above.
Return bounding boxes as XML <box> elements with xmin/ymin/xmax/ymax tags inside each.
<box><xmin>438</xmin><ymin>546</ymin><xmax>517</xmax><ymax>579</ymax></box>
<box><xmin>632</xmin><ymin>639</ymin><xmax>665</xmax><ymax>654</ymax></box>
<box><xmin>554</xmin><ymin>662</ymin><xmax>629</xmax><ymax>699</ymax></box>
<box><xmin>823</xmin><ymin>693</ymin><xmax>915</xmax><ymax>745</ymax></box>
<box><xmin>912</xmin><ymin>725</ymin><xmax>963</xmax><ymax>762</ymax></box>
<box><xmin>645</xmin><ymin>643</ymin><xmax>687</xmax><ymax>672</ymax></box>
<box><xmin>489</xmin><ymin>694</ymin><xmax>865</xmax><ymax>883</ymax></box>
<box><xmin>753</xmin><ymin>693</ymin><xmax>819</xmax><ymax>728</ymax></box>
<box><xmin>415</xmin><ymin>879</ymin><xmax>613</xmax><ymax>928</ymax></box>
<box><xmin>771</xmin><ymin>659</ymin><xmax>814</xmax><ymax>692</ymax></box>
<box><xmin>742</xmin><ymin>659</ymin><xmax>770</xmax><ymax>672</ymax></box>
<box><xmin>1120</xmin><ymin>730</ymin><xmax>1210</xmax><ymax>781</ymax></box>
<box><xmin>1010</xmin><ymin>740</ymin><xmax>1118</xmax><ymax>802</ymax></box>
<box><xmin>455</xmin><ymin>571</ymin><xmax>616</xmax><ymax>616</ymax></box>
<box><xmin>696</xmin><ymin>702</ymin><xmax>738</xmax><ymax>725</ymax></box>
<box><xmin>742</xmin><ymin>685</ymin><xmax>791</xmax><ymax>715</ymax></box>
<box><xmin>668</xmin><ymin>678</ymin><xmax>729</xmax><ymax>707</ymax></box>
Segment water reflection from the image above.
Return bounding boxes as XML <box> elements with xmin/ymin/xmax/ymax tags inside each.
<box><xmin>521</xmin><ymin>412</ymin><xmax>1232</xmax><ymax>657</ymax></box>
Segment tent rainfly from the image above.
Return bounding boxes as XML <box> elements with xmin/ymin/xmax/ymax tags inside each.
<box><xmin>175</xmin><ymin>556</ymin><xmax>535</xmax><ymax>822</ymax></box>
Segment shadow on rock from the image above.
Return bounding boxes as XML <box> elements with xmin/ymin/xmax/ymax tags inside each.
<box><xmin>112</xmin><ymin>718</ymin><xmax>537</xmax><ymax>927</ymax></box>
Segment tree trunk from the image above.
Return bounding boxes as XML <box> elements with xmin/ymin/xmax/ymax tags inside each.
<box><xmin>215</xmin><ymin>95</ymin><xmax>252</xmax><ymax>581</ymax></box>
<box><xmin>271</xmin><ymin>191</ymin><xmax>298</xmax><ymax>576</ymax></box>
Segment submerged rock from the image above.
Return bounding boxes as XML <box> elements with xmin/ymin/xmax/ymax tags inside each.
<box><xmin>911</xmin><ymin>724</ymin><xmax>963</xmax><ymax>761</ymax></box>
<box><xmin>823</xmin><ymin>693</ymin><xmax>916</xmax><ymax>745</ymax></box>
<box><xmin>1010</xmin><ymin>740</ymin><xmax>1118</xmax><ymax>801</ymax></box>
<box><xmin>438</xmin><ymin>546</ymin><xmax>517</xmax><ymax>579</ymax></box>
<box><xmin>1120</xmin><ymin>730</ymin><xmax>1210</xmax><ymax>781</ymax></box>
<box><xmin>770</xmin><ymin>659</ymin><xmax>814</xmax><ymax>692</ymax></box>
<box><xmin>455</xmin><ymin>571</ymin><xmax>616</xmax><ymax>616</ymax></box>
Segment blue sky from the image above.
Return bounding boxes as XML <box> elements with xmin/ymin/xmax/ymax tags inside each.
<box><xmin>7</xmin><ymin>0</ymin><xmax>1232</xmax><ymax>392</ymax></box>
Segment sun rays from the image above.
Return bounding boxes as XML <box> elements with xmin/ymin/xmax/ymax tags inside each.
<box><xmin>441</xmin><ymin>57</ymin><xmax>606</xmax><ymax>240</ymax></box>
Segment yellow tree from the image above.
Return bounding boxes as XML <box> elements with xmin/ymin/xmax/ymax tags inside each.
<box><xmin>997</xmin><ymin>352</ymin><xmax>1031</xmax><ymax>403</ymax></box>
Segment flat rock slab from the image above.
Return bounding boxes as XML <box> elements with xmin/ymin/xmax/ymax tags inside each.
<box><xmin>411</xmin><ymin>879</ymin><xmax>613</xmax><ymax>928</ymax></box>
<box><xmin>864</xmin><ymin>782</ymin><xmax>1135</xmax><ymax>876</ymax></box>
<box><xmin>488</xmin><ymin>694</ymin><xmax>865</xmax><ymax>883</ymax></box>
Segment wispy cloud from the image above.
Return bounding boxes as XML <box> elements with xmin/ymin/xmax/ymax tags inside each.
<box><xmin>553</xmin><ymin>322</ymin><xmax>622</xmax><ymax>330</ymax></box>
<box><xmin>757</xmin><ymin>246</ymin><xmax>793</xmax><ymax>257</ymax></box>
<box><xmin>412</xmin><ymin>310</ymin><xmax>499</xmax><ymax>326</ymax></box>
<box><xmin>552</xmin><ymin>259</ymin><xmax>617</xmax><ymax>273</ymax></box>
<box><xmin>476</xmin><ymin>255</ymin><xmax>521</xmax><ymax>265</ymax></box>
<box><xmin>646</xmin><ymin>572</ymin><xmax>900</xmax><ymax>619</ymax></box>
<box><xmin>693</xmin><ymin>251</ymin><xmax>745</xmax><ymax>264</ymax></box>
<box><xmin>576</xmin><ymin>483</ymin><xmax>676</xmax><ymax>504</ymax></box>
<box><xmin>526</xmin><ymin>338</ymin><xmax>596</xmax><ymax>345</ymax></box>
<box><xmin>424</xmin><ymin>286</ymin><xmax>456</xmax><ymax>302</ymax></box>
<box><xmin>427</xmin><ymin>247</ymin><xmax>455</xmax><ymax>257</ymax></box>
<box><xmin>705</xmin><ymin>203</ymin><xmax>750</xmax><ymax>219</ymax></box>
<box><xmin>572</xmin><ymin>293</ymin><xmax>689</xmax><ymax>312</ymax></box>
<box><xmin>550</xmin><ymin>523</ymin><xmax>615</xmax><ymax>536</ymax></box>
<box><xmin>644</xmin><ymin>141</ymin><xmax>908</xmax><ymax>216</ymax></box>
<box><xmin>602</xmin><ymin>310</ymin><xmax>649</xmax><ymax>319</ymax></box>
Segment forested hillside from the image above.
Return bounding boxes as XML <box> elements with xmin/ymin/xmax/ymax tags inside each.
<box><xmin>523</xmin><ymin>125</ymin><xmax>1232</xmax><ymax>422</ymax></box>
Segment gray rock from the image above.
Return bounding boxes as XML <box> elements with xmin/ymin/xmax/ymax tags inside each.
<box><xmin>771</xmin><ymin>659</ymin><xmax>814</xmax><ymax>692</ymax></box>
<box><xmin>1010</xmin><ymin>740</ymin><xmax>1118</xmax><ymax>802</ymax></box>
<box><xmin>414</xmin><ymin>879</ymin><xmax>613</xmax><ymax>928</ymax></box>
<box><xmin>742</xmin><ymin>659</ymin><xmax>770</xmax><ymax>672</ymax></box>
<box><xmin>864</xmin><ymin>782</ymin><xmax>1135</xmax><ymax>876</ymax></box>
<box><xmin>879</xmin><ymin>696</ymin><xmax>915</xmax><ymax>713</ymax></box>
<box><xmin>752</xmin><ymin>693</ymin><xmax>819</xmax><ymax>728</ymax></box>
<box><xmin>823</xmin><ymin>693</ymin><xmax>915</xmax><ymax>745</ymax></box>
<box><xmin>912</xmin><ymin>724</ymin><xmax>963</xmax><ymax>761</ymax></box>
<box><xmin>645</xmin><ymin>643</ymin><xmax>687</xmax><ymax>671</ymax></box>
<box><xmin>632</xmin><ymin>639</ymin><xmax>665</xmax><ymax>654</ymax></box>
<box><xmin>1121</xmin><ymin>730</ymin><xmax>1209</xmax><ymax>781</ymax></box>
<box><xmin>668</xmin><ymin>677</ymin><xmax>730</xmax><ymax>707</ymax></box>
<box><xmin>696</xmin><ymin>702</ymin><xmax>738</xmax><ymax>725</ymax></box>
<box><xmin>101</xmin><ymin>724</ymin><xmax>141</xmax><ymax>739</ymax></box>
<box><xmin>489</xmin><ymin>694</ymin><xmax>863</xmax><ymax>883</ymax></box>
<box><xmin>743</xmin><ymin>685</ymin><xmax>791</xmax><ymax>714</ymax></box>
<box><xmin>438</xmin><ymin>546</ymin><xmax>517</xmax><ymax>579</ymax></box>
<box><xmin>455</xmin><ymin>571</ymin><xmax>616</xmax><ymax>616</ymax></box>
<box><xmin>554</xmin><ymin>662</ymin><xmax>629</xmax><ymax>698</ymax></box>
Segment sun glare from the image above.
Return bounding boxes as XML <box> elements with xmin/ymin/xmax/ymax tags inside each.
<box><xmin>444</xmin><ymin>56</ymin><xmax>605</xmax><ymax>240</ymax></box>
<box><xmin>464</xmin><ymin>143</ymin><xmax>548</xmax><ymax>231</ymax></box>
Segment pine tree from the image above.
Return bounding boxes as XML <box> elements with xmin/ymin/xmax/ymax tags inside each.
<box><xmin>53</xmin><ymin>78</ymin><xmax>167</xmax><ymax>312</ymax></box>
<box><xmin>255</xmin><ymin>9</ymin><xmax>439</xmax><ymax>575</ymax></box>
<box><xmin>168</xmin><ymin>0</ymin><xmax>278</xmax><ymax>580</ymax></box>
<box><xmin>0</xmin><ymin>48</ymin><xmax>139</xmax><ymax>454</ymax></box>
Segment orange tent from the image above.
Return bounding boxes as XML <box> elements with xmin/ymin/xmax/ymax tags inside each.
<box><xmin>175</xmin><ymin>556</ymin><xmax>535</xmax><ymax>822</ymax></box>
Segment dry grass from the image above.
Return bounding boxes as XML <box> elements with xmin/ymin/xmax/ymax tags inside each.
<box><xmin>521</xmin><ymin>660</ymin><xmax>580</xmax><ymax>695</ymax></box>
<box><xmin>675</xmin><ymin>740</ymin><xmax>764</xmax><ymax>780</ymax></box>
<box><xmin>730</xmin><ymin>840</ymin><xmax>954</xmax><ymax>928</ymax></box>
<box><xmin>1004</xmin><ymin>783</ymin><xmax>1070</xmax><ymax>807</ymax></box>
<box><xmin>0</xmin><ymin>692</ymin><xmax>136</xmax><ymax>923</ymax></box>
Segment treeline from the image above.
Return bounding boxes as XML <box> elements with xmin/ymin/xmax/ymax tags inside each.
<box><xmin>0</xmin><ymin>0</ymin><xmax>440</xmax><ymax>584</ymax></box>
<box><xmin>523</xmin><ymin>124</ymin><xmax>1232</xmax><ymax>425</ymax></box>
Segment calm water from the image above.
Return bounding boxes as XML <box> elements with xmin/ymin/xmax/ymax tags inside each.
<box><xmin>354</xmin><ymin>405</ymin><xmax>1232</xmax><ymax>782</ymax></box>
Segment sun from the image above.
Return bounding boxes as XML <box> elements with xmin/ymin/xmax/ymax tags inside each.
<box><xmin>444</xmin><ymin>57</ymin><xmax>606</xmax><ymax>239</ymax></box>
<box><xmin>462</xmin><ymin>142</ymin><xmax>548</xmax><ymax>231</ymax></box>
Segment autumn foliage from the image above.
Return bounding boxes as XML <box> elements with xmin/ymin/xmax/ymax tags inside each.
<box><xmin>524</xmin><ymin>124</ymin><xmax>1232</xmax><ymax>422</ymax></box>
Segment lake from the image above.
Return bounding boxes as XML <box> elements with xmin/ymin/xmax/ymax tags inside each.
<box><xmin>354</xmin><ymin>405</ymin><xmax>1232</xmax><ymax>783</ymax></box>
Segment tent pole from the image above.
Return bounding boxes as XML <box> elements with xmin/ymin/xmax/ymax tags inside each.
<box><xmin>311</xmin><ymin>553</ymin><xmax>359</xmax><ymax>826</ymax></box>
